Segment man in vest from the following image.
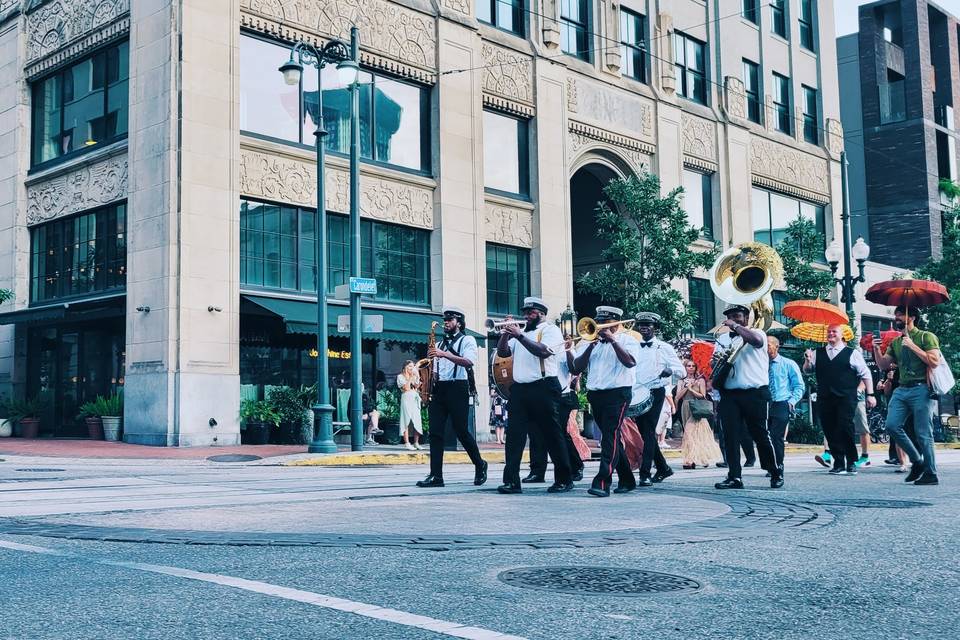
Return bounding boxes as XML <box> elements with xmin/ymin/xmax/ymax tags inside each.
<box><xmin>803</xmin><ymin>324</ymin><xmax>877</xmax><ymax>475</ymax></box>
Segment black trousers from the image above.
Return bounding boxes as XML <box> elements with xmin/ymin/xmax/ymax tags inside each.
<box><xmin>818</xmin><ymin>391</ymin><xmax>858</xmax><ymax>469</ymax></box>
<box><xmin>428</xmin><ymin>380</ymin><xmax>483</xmax><ymax>477</ymax></box>
<box><xmin>530</xmin><ymin>391</ymin><xmax>583</xmax><ymax>476</ymax></box>
<box><xmin>633</xmin><ymin>387</ymin><xmax>670</xmax><ymax>478</ymax></box>
<box><xmin>587</xmin><ymin>387</ymin><xmax>634</xmax><ymax>491</ymax></box>
<box><xmin>504</xmin><ymin>378</ymin><xmax>571</xmax><ymax>485</ymax></box>
<box><xmin>718</xmin><ymin>387</ymin><xmax>777</xmax><ymax>480</ymax></box>
<box><xmin>768</xmin><ymin>400</ymin><xmax>790</xmax><ymax>470</ymax></box>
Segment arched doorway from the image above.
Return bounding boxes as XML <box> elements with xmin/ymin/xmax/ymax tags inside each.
<box><xmin>569</xmin><ymin>162</ymin><xmax>623</xmax><ymax>322</ymax></box>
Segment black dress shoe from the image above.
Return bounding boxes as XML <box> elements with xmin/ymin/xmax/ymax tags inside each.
<box><xmin>547</xmin><ymin>482</ymin><xmax>575</xmax><ymax>493</ymax></box>
<box><xmin>572</xmin><ymin>469</ymin><xmax>584</xmax><ymax>482</ymax></box>
<box><xmin>743</xmin><ymin>460</ymin><xmax>756</xmax><ymax>468</ymax></box>
<box><xmin>587</xmin><ymin>486</ymin><xmax>610</xmax><ymax>497</ymax></box>
<box><xmin>770</xmin><ymin>474</ymin><xmax>784</xmax><ymax>489</ymax></box>
<box><xmin>612</xmin><ymin>483</ymin><xmax>636</xmax><ymax>494</ymax></box>
<box><xmin>716</xmin><ymin>461</ymin><xmax>728</xmax><ymax>468</ymax></box>
<box><xmin>416</xmin><ymin>475</ymin><xmax>444</xmax><ymax>488</ymax></box>
<box><xmin>474</xmin><ymin>460</ymin><xmax>488</xmax><ymax>486</ymax></box>
<box><xmin>905</xmin><ymin>464</ymin><xmax>925</xmax><ymax>483</ymax></box>
<box><xmin>637</xmin><ymin>477</ymin><xmax>654</xmax><ymax>487</ymax></box>
<box><xmin>914</xmin><ymin>472</ymin><xmax>939</xmax><ymax>485</ymax></box>
<box><xmin>714</xmin><ymin>478</ymin><xmax>744</xmax><ymax>490</ymax></box>
<box><xmin>522</xmin><ymin>473</ymin><xmax>546</xmax><ymax>483</ymax></box>
<box><xmin>497</xmin><ymin>483</ymin><xmax>522</xmax><ymax>494</ymax></box>
<box><xmin>652</xmin><ymin>467</ymin><xmax>674</xmax><ymax>483</ymax></box>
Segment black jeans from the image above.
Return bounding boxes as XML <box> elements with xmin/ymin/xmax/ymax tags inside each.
<box><xmin>529</xmin><ymin>408</ymin><xmax>584</xmax><ymax>479</ymax></box>
<box><xmin>503</xmin><ymin>378</ymin><xmax>571</xmax><ymax>485</ymax></box>
<box><xmin>587</xmin><ymin>387</ymin><xmax>634</xmax><ymax>491</ymax></box>
<box><xmin>818</xmin><ymin>391</ymin><xmax>858</xmax><ymax>469</ymax></box>
<box><xmin>768</xmin><ymin>400</ymin><xmax>790</xmax><ymax>470</ymax></box>
<box><xmin>632</xmin><ymin>387</ymin><xmax>670</xmax><ymax>479</ymax></box>
<box><xmin>718</xmin><ymin>387</ymin><xmax>777</xmax><ymax>480</ymax></box>
<box><xmin>428</xmin><ymin>380</ymin><xmax>484</xmax><ymax>477</ymax></box>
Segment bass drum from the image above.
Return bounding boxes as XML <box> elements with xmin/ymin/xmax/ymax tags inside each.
<box><xmin>626</xmin><ymin>385</ymin><xmax>653</xmax><ymax>418</ymax></box>
<box><xmin>491</xmin><ymin>353</ymin><xmax>513</xmax><ymax>400</ymax></box>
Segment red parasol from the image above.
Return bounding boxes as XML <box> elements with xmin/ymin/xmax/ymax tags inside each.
<box><xmin>864</xmin><ymin>279</ymin><xmax>949</xmax><ymax>309</ymax></box>
<box><xmin>781</xmin><ymin>299</ymin><xmax>848</xmax><ymax>327</ymax></box>
<box><xmin>690</xmin><ymin>341</ymin><xmax>714</xmax><ymax>377</ymax></box>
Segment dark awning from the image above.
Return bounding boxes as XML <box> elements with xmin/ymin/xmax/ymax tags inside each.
<box><xmin>241</xmin><ymin>294</ymin><xmax>486</xmax><ymax>345</ymax></box>
<box><xmin>0</xmin><ymin>295</ymin><xmax>125</xmax><ymax>326</ymax></box>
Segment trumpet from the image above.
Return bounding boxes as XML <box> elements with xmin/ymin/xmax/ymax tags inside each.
<box><xmin>485</xmin><ymin>318</ymin><xmax>527</xmax><ymax>334</ymax></box>
<box><xmin>576</xmin><ymin>317</ymin><xmax>635</xmax><ymax>342</ymax></box>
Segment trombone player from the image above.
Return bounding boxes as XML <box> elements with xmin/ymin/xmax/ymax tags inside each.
<box><xmin>496</xmin><ymin>297</ymin><xmax>574</xmax><ymax>494</ymax></box>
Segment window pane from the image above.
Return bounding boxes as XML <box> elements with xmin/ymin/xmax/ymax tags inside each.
<box><xmin>486</xmin><ymin>244</ymin><xmax>529</xmax><ymax>315</ymax></box>
<box><xmin>770</xmin><ymin>192</ymin><xmax>799</xmax><ymax>246</ymax></box>
<box><xmin>752</xmin><ymin>187</ymin><xmax>772</xmax><ymax>245</ymax></box>
<box><xmin>374</xmin><ymin>77</ymin><xmax>423</xmax><ymax>170</ymax></box>
<box><xmin>240</xmin><ymin>35</ymin><xmax>300</xmax><ymax>142</ymax></box>
<box><xmin>32</xmin><ymin>75</ymin><xmax>63</xmax><ymax>164</ymax></box>
<box><xmin>484</xmin><ymin>111</ymin><xmax>523</xmax><ymax>194</ymax></box>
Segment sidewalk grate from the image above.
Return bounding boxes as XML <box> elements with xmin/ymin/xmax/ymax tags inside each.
<box><xmin>15</xmin><ymin>468</ymin><xmax>66</xmax><ymax>473</ymax></box>
<box><xmin>809</xmin><ymin>499</ymin><xmax>931</xmax><ymax>509</ymax></box>
<box><xmin>206</xmin><ymin>455</ymin><xmax>262</xmax><ymax>463</ymax></box>
<box><xmin>497</xmin><ymin>566</ymin><xmax>702</xmax><ymax>596</ymax></box>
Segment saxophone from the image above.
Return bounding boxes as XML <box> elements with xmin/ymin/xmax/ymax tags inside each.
<box><xmin>415</xmin><ymin>321</ymin><xmax>438</xmax><ymax>404</ymax></box>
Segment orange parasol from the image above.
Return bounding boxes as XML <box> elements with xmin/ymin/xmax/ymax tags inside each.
<box><xmin>781</xmin><ymin>299</ymin><xmax>849</xmax><ymax>327</ymax></box>
<box><xmin>790</xmin><ymin>323</ymin><xmax>853</xmax><ymax>343</ymax></box>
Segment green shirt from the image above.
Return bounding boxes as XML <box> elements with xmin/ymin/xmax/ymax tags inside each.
<box><xmin>889</xmin><ymin>328</ymin><xmax>940</xmax><ymax>385</ymax></box>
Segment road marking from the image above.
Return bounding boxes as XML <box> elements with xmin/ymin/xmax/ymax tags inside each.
<box><xmin>0</xmin><ymin>539</ymin><xmax>526</xmax><ymax>640</ymax></box>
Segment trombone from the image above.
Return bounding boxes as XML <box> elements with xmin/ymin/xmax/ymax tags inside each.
<box><xmin>485</xmin><ymin>318</ymin><xmax>527</xmax><ymax>334</ymax></box>
<box><xmin>575</xmin><ymin>317</ymin><xmax>635</xmax><ymax>343</ymax></box>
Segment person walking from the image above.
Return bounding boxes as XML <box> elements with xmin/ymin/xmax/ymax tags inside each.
<box><xmin>396</xmin><ymin>361</ymin><xmax>423</xmax><ymax>450</ymax></box>
<box><xmin>872</xmin><ymin>306</ymin><xmax>942</xmax><ymax>485</ymax></box>
<box><xmin>489</xmin><ymin>386</ymin><xmax>507</xmax><ymax>445</ymax></box>
<box><xmin>803</xmin><ymin>325</ymin><xmax>877</xmax><ymax>476</ymax></box>
<box><xmin>767</xmin><ymin>336</ymin><xmax>805</xmax><ymax>475</ymax></box>
<box><xmin>677</xmin><ymin>359</ymin><xmax>722</xmax><ymax>468</ymax></box>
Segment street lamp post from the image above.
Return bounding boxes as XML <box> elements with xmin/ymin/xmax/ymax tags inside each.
<box><xmin>279</xmin><ymin>31</ymin><xmax>360</xmax><ymax>454</ymax></box>
<box><xmin>826</xmin><ymin>152</ymin><xmax>871</xmax><ymax>318</ymax></box>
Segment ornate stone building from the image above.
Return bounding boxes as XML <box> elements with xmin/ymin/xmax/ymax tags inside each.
<box><xmin>0</xmin><ymin>0</ymin><xmax>844</xmax><ymax>445</ymax></box>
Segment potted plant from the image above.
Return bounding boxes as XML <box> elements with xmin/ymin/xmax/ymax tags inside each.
<box><xmin>0</xmin><ymin>395</ymin><xmax>11</xmax><ymax>438</ymax></box>
<box><xmin>267</xmin><ymin>386</ymin><xmax>311</xmax><ymax>444</ymax></box>
<box><xmin>95</xmin><ymin>392</ymin><xmax>124</xmax><ymax>441</ymax></box>
<box><xmin>376</xmin><ymin>387</ymin><xmax>401</xmax><ymax>444</ymax></box>
<box><xmin>239</xmin><ymin>399</ymin><xmax>279</xmax><ymax>445</ymax></box>
<box><xmin>78</xmin><ymin>399</ymin><xmax>105</xmax><ymax>440</ymax></box>
<box><xmin>6</xmin><ymin>395</ymin><xmax>46</xmax><ymax>438</ymax></box>
<box><xmin>295</xmin><ymin>384</ymin><xmax>318</xmax><ymax>443</ymax></box>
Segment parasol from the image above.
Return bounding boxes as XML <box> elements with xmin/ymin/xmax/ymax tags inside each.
<box><xmin>690</xmin><ymin>341</ymin><xmax>714</xmax><ymax>377</ymax></box>
<box><xmin>781</xmin><ymin>299</ymin><xmax>849</xmax><ymax>327</ymax></box>
<box><xmin>864</xmin><ymin>279</ymin><xmax>949</xmax><ymax>309</ymax></box>
<box><xmin>790</xmin><ymin>322</ymin><xmax>853</xmax><ymax>343</ymax></box>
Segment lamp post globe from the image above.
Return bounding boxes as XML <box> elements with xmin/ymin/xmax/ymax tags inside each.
<box><xmin>825</xmin><ymin>240</ymin><xmax>843</xmax><ymax>265</ymax></box>
<box><xmin>279</xmin><ymin>57</ymin><xmax>303</xmax><ymax>86</ymax></box>
<box><xmin>336</xmin><ymin>58</ymin><xmax>359</xmax><ymax>87</ymax></box>
<box><xmin>852</xmin><ymin>236</ymin><xmax>871</xmax><ymax>262</ymax></box>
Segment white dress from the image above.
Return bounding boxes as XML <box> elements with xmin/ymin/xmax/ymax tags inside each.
<box><xmin>397</xmin><ymin>373</ymin><xmax>423</xmax><ymax>434</ymax></box>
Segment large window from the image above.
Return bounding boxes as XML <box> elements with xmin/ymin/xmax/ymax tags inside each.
<box><xmin>239</xmin><ymin>34</ymin><xmax>430</xmax><ymax>172</ymax></box>
<box><xmin>751</xmin><ymin>187</ymin><xmax>826</xmax><ymax>253</ymax></box>
<box><xmin>483</xmin><ymin>110</ymin><xmax>529</xmax><ymax>197</ymax></box>
<box><xmin>30</xmin><ymin>204</ymin><xmax>126</xmax><ymax>303</ymax></box>
<box><xmin>799</xmin><ymin>0</ymin><xmax>816</xmax><ymax>50</ymax></box>
<box><xmin>486</xmin><ymin>244</ymin><xmax>530</xmax><ymax>316</ymax></box>
<box><xmin>477</xmin><ymin>0</ymin><xmax>524</xmax><ymax>36</ymax></box>
<box><xmin>683</xmin><ymin>169</ymin><xmax>713</xmax><ymax>239</ymax></box>
<box><xmin>802</xmin><ymin>85</ymin><xmax>819</xmax><ymax>144</ymax></box>
<box><xmin>773</xmin><ymin>73</ymin><xmax>791</xmax><ymax>135</ymax></box>
<box><xmin>560</xmin><ymin>0</ymin><xmax>591</xmax><ymax>61</ymax></box>
<box><xmin>880</xmin><ymin>70</ymin><xmax>906</xmax><ymax>124</ymax></box>
<box><xmin>240</xmin><ymin>199</ymin><xmax>430</xmax><ymax>306</ymax></box>
<box><xmin>742</xmin><ymin>0</ymin><xmax>759</xmax><ymax>25</ymax></box>
<box><xmin>688</xmin><ymin>278</ymin><xmax>715</xmax><ymax>336</ymax></box>
<box><xmin>771</xmin><ymin>0</ymin><xmax>787</xmax><ymax>38</ymax></box>
<box><xmin>620</xmin><ymin>8</ymin><xmax>647</xmax><ymax>83</ymax></box>
<box><xmin>674</xmin><ymin>32</ymin><xmax>707</xmax><ymax>105</ymax></box>
<box><xmin>743</xmin><ymin>59</ymin><xmax>761</xmax><ymax>124</ymax></box>
<box><xmin>31</xmin><ymin>41</ymin><xmax>129</xmax><ymax>167</ymax></box>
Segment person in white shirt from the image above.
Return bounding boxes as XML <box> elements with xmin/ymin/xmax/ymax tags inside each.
<box><xmin>713</xmin><ymin>303</ymin><xmax>782</xmax><ymax>490</ymax></box>
<box><xmin>570</xmin><ymin>306</ymin><xmax>639</xmax><ymax>497</ymax></box>
<box><xmin>415</xmin><ymin>306</ymin><xmax>488</xmax><ymax>489</ymax></box>
<box><xmin>496</xmin><ymin>297</ymin><xmax>573</xmax><ymax>494</ymax></box>
<box><xmin>803</xmin><ymin>325</ymin><xmax>876</xmax><ymax>475</ymax></box>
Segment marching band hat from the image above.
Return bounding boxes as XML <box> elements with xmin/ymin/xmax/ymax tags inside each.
<box><xmin>634</xmin><ymin>311</ymin><xmax>662</xmax><ymax>325</ymax></box>
<box><xmin>520</xmin><ymin>296</ymin><xmax>548</xmax><ymax>314</ymax></box>
<box><xmin>722</xmin><ymin>303</ymin><xmax>751</xmax><ymax>317</ymax></box>
<box><xmin>595</xmin><ymin>305</ymin><xmax>624</xmax><ymax>320</ymax></box>
<box><xmin>441</xmin><ymin>305</ymin><xmax>466</xmax><ymax>321</ymax></box>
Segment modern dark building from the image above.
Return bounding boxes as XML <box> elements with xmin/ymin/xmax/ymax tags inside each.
<box><xmin>838</xmin><ymin>0</ymin><xmax>960</xmax><ymax>269</ymax></box>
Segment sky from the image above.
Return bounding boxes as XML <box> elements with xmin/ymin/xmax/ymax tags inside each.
<box><xmin>835</xmin><ymin>0</ymin><xmax>960</xmax><ymax>37</ymax></box>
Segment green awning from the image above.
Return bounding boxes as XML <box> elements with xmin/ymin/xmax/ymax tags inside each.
<box><xmin>241</xmin><ymin>295</ymin><xmax>486</xmax><ymax>345</ymax></box>
<box><xmin>0</xmin><ymin>295</ymin><xmax>125</xmax><ymax>326</ymax></box>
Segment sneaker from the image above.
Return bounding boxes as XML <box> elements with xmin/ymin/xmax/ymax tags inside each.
<box><xmin>815</xmin><ymin>451</ymin><xmax>832</xmax><ymax>468</ymax></box>
<box><xmin>414</xmin><ymin>443</ymin><xmax>423</xmax><ymax>450</ymax></box>
<box><xmin>405</xmin><ymin>442</ymin><xmax>415</xmax><ymax>450</ymax></box>
<box><xmin>855</xmin><ymin>456</ymin><xmax>871</xmax><ymax>468</ymax></box>
<box><xmin>904</xmin><ymin>464</ymin><xmax>925</xmax><ymax>483</ymax></box>
<box><xmin>828</xmin><ymin>467</ymin><xmax>846</xmax><ymax>476</ymax></box>
<box><xmin>845</xmin><ymin>465</ymin><xmax>858</xmax><ymax>476</ymax></box>
<box><xmin>365</xmin><ymin>437</ymin><xmax>376</xmax><ymax>445</ymax></box>
<box><xmin>661</xmin><ymin>442</ymin><xmax>672</xmax><ymax>449</ymax></box>
<box><xmin>913</xmin><ymin>472</ymin><xmax>939</xmax><ymax>486</ymax></box>
<box><xmin>895</xmin><ymin>465</ymin><xmax>907</xmax><ymax>473</ymax></box>
<box><xmin>884</xmin><ymin>458</ymin><xmax>900</xmax><ymax>465</ymax></box>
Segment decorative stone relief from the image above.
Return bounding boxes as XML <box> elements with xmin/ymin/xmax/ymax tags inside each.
<box><xmin>26</xmin><ymin>156</ymin><xmax>128</xmax><ymax>225</ymax></box>
<box><xmin>441</xmin><ymin>0</ymin><xmax>471</xmax><ymax>16</ymax></box>
<box><xmin>485</xmin><ymin>203</ymin><xmax>533</xmax><ymax>248</ymax></box>
<box><xmin>239</xmin><ymin>150</ymin><xmax>434</xmax><ymax>229</ymax></box>
<box><xmin>826</xmin><ymin>119</ymin><xmax>844</xmax><ymax>157</ymax></box>
<box><xmin>750</xmin><ymin>137</ymin><xmax>829</xmax><ymax>197</ymax></box>
<box><xmin>25</xmin><ymin>0</ymin><xmax>130</xmax><ymax>63</ymax></box>
<box><xmin>574</xmin><ymin>78</ymin><xmax>654</xmax><ymax>141</ymax></box>
<box><xmin>0</xmin><ymin>0</ymin><xmax>20</xmax><ymax>23</ymax></box>
<box><xmin>682</xmin><ymin>114</ymin><xmax>717</xmax><ymax>162</ymax></box>
<box><xmin>724</xmin><ymin>76</ymin><xmax>746</xmax><ymax>120</ymax></box>
<box><xmin>482</xmin><ymin>43</ymin><xmax>533</xmax><ymax>104</ymax></box>
<box><xmin>567</xmin><ymin>128</ymin><xmax>651</xmax><ymax>177</ymax></box>
<box><xmin>566</xmin><ymin>77</ymin><xmax>579</xmax><ymax>113</ymax></box>
<box><xmin>656</xmin><ymin>13</ymin><xmax>675</xmax><ymax>93</ymax></box>
<box><xmin>240</xmin><ymin>0</ymin><xmax>436</xmax><ymax>70</ymax></box>
<box><xmin>542</xmin><ymin>0</ymin><xmax>560</xmax><ymax>48</ymax></box>
<box><xmin>601</xmin><ymin>0</ymin><xmax>621</xmax><ymax>73</ymax></box>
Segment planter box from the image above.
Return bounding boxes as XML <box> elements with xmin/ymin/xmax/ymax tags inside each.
<box><xmin>85</xmin><ymin>417</ymin><xmax>104</xmax><ymax>440</ymax></box>
<box><xmin>242</xmin><ymin>422</ymin><xmax>271</xmax><ymax>445</ymax></box>
<box><xmin>101</xmin><ymin>416</ymin><xmax>122</xmax><ymax>441</ymax></box>
<box><xmin>18</xmin><ymin>418</ymin><xmax>40</xmax><ymax>439</ymax></box>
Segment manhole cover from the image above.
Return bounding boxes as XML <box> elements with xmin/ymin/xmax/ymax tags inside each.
<box><xmin>497</xmin><ymin>567</ymin><xmax>701</xmax><ymax>596</ymax></box>
<box><xmin>15</xmin><ymin>468</ymin><xmax>66</xmax><ymax>473</ymax></box>
<box><xmin>810</xmin><ymin>499</ymin><xmax>931</xmax><ymax>509</ymax></box>
<box><xmin>206</xmin><ymin>454</ymin><xmax>262</xmax><ymax>463</ymax></box>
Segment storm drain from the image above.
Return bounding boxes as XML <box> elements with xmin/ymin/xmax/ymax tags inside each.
<box><xmin>809</xmin><ymin>499</ymin><xmax>931</xmax><ymax>509</ymax></box>
<box><xmin>206</xmin><ymin>454</ymin><xmax>262</xmax><ymax>463</ymax></box>
<box><xmin>497</xmin><ymin>567</ymin><xmax>702</xmax><ymax>596</ymax></box>
<box><xmin>15</xmin><ymin>468</ymin><xmax>66</xmax><ymax>473</ymax></box>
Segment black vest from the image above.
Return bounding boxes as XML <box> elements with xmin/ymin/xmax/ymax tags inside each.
<box><xmin>815</xmin><ymin>346</ymin><xmax>859</xmax><ymax>398</ymax></box>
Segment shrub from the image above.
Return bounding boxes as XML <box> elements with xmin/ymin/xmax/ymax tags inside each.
<box><xmin>377</xmin><ymin>387</ymin><xmax>401</xmax><ymax>421</ymax></box>
<box><xmin>787</xmin><ymin>412</ymin><xmax>823</xmax><ymax>445</ymax></box>
<box><xmin>239</xmin><ymin>399</ymin><xmax>280</xmax><ymax>426</ymax></box>
<box><xmin>267</xmin><ymin>386</ymin><xmax>310</xmax><ymax>427</ymax></box>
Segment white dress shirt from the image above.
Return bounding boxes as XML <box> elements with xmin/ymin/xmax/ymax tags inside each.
<box><xmin>577</xmin><ymin>331</ymin><xmax>640</xmax><ymax>390</ymax></box>
<box><xmin>508</xmin><ymin>322</ymin><xmax>564</xmax><ymax>384</ymax></box>
<box><xmin>436</xmin><ymin>333</ymin><xmax>478</xmax><ymax>381</ymax></box>
<box><xmin>724</xmin><ymin>329</ymin><xmax>770</xmax><ymax>390</ymax></box>
<box><xmin>633</xmin><ymin>337</ymin><xmax>685</xmax><ymax>390</ymax></box>
<box><xmin>557</xmin><ymin>354</ymin><xmax>573</xmax><ymax>393</ymax></box>
<box><xmin>808</xmin><ymin>343</ymin><xmax>872</xmax><ymax>382</ymax></box>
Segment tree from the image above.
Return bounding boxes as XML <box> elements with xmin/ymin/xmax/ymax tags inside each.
<box><xmin>576</xmin><ymin>172</ymin><xmax>717</xmax><ymax>339</ymax></box>
<box><xmin>776</xmin><ymin>216</ymin><xmax>834</xmax><ymax>301</ymax></box>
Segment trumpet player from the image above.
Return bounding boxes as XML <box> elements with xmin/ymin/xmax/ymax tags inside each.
<box><xmin>496</xmin><ymin>297</ymin><xmax>573</xmax><ymax>494</ymax></box>
<box><xmin>570</xmin><ymin>306</ymin><xmax>640</xmax><ymax>497</ymax></box>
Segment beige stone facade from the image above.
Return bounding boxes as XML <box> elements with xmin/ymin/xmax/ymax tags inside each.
<box><xmin>0</xmin><ymin>0</ymin><xmax>850</xmax><ymax>445</ymax></box>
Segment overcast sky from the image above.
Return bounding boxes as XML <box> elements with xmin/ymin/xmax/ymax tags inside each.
<box><xmin>835</xmin><ymin>0</ymin><xmax>960</xmax><ymax>37</ymax></box>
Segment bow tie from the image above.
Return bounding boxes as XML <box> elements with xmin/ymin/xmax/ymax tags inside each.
<box><xmin>639</xmin><ymin>342</ymin><xmax>653</xmax><ymax>348</ymax></box>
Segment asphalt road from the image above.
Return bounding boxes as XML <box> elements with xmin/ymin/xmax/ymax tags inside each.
<box><xmin>1</xmin><ymin>451</ymin><xmax>958</xmax><ymax>640</ymax></box>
